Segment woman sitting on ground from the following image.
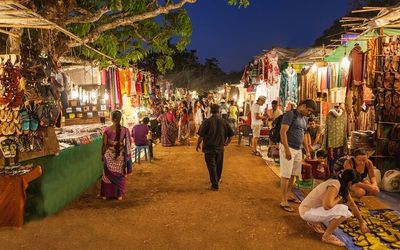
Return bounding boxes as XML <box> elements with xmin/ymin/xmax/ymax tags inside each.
<box><xmin>299</xmin><ymin>169</ymin><xmax>369</xmax><ymax>247</ymax></box>
<box><xmin>343</xmin><ymin>148</ymin><xmax>380</xmax><ymax>198</ymax></box>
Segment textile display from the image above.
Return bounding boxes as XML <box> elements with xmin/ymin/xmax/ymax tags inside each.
<box><xmin>0</xmin><ymin>166</ymin><xmax>42</xmax><ymax>227</ymax></box>
<box><xmin>263</xmin><ymin>51</ymin><xmax>281</xmax><ymax>85</ymax></box>
<box><xmin>366</xmin><ymin>39</ymin><xmax>378</xmax><ymax>88</ymax></box>
<box><xmin>279</xmin><ymin>67</ymin><xmax>298</xmax><ymax>108</ymax></box>
<box><xmin>24</xmin><ymin>138</ymin><xmax>103</xmax><ymax>219</ymax></box>
<box><xmin>347</xmin><ymin>44</ymin><xmax>365</xmax><ymax>87</ymax></box>
<box><xmin>323</xmin><ymin>108</ymin><xmax>347</xmax><ymax>149</ymax></box>
<box><xmin>299</xmin><ymin>67</ymin><xmax>317</xmax><ymax>101</ymax></box>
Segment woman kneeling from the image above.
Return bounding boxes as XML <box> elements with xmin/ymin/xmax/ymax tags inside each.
<box><xmin>299</xmin><ymin>169</ymin><xmax>369</xmax><ymax>247</ymax></box>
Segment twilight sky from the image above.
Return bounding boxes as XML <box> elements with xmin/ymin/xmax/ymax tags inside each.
<box><xmin>185</xmin><ymin>0</ymin><xmax>349</xmax><ymax>73</ymax></box>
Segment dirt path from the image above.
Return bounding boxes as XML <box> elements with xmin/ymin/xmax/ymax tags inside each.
<box><xmin>0</xmin><ymin>140</ymin><xmax>337</xmax><ymax>250</ymax></box>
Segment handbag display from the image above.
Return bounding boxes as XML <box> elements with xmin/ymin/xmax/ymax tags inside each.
<box><xmin>382</xmin><ymin>169</ymin><xmax>400</xmax><ymax>192</ymax></box>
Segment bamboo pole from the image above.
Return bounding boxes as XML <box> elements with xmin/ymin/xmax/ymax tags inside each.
<box><xmin>0</xmin><ymin>28</ymin><xmax>18</xmax><ymax>37</ymax></box>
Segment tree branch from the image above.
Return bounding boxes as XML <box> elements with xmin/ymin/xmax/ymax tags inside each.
<box><xmin>65</xmin><ymin>6</ymin><xmax>109</xmax><ymax>25</ymax></box>
<box><xmin>67</xmin><ymin>0</ymin><xmax>196</xmax><ymax>47</ymax></box>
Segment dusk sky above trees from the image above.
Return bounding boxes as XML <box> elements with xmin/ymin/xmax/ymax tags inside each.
<box><xmin>185</xmin><ymin>0</ymin><xmax>348</xmax><ymax>73</ymax></box>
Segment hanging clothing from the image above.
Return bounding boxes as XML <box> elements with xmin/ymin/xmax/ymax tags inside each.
<box><xmin>323</xmin><ymin>108</ymin><xmax>347</xmax><ymax>149</ymax></box>
<box><xmin>319</xmin><ymin>67</ymin><xmax>328</xmax><ymax>91</ymax></box>
<box><xmin>264</xmin><ymin>51</ymin><xmax>281</xmax><ymax>85</ymax></box>
<box><xmin>279</xmin><ymin>67</ymin><xmax>298</xmax><ymax>108</ymax></box>
<box><xmin>347</xmin><ymin>44</ymin><xmax>364</xmax><ymax>87</ymax></box>
<box><xmin>366</xmin><ymin>39</ymin><xmax>378</xmax><ymax>88</ymax></box>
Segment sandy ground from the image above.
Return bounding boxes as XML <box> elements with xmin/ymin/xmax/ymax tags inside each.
<box><xmin>0</xmin><ymin>139</ymin><xmax>338</xmax><ymax>250</ymax></box>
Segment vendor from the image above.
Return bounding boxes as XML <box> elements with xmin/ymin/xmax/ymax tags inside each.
<box><xmin>305</xmin><ymin>118</ymin><xmax>321</xmax><ymax>157</ymax></box>
<box><xmin>267</xmin><ymin>100</ymin><xmax>282</xmax><ymax>127</ymax></box>
<box><xmin>343</xmin><ymin>148</ymin><xmax>380</xmax><ymax>198</ymax></box>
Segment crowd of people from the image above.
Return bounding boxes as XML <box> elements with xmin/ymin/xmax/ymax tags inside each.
<box><xmin>97</xmin><ymin>86</ymin><xmax>384</xmax><ymax>248</ymax></box>
<box><xmin>248</xmin><ymin>97</ymin><xmax>382</xmax><ymax>247</ymax></box>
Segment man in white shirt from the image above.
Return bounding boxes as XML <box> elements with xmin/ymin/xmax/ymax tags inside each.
<box><xmin>251</xmin><ymin>96</ymin><xmax>267</xmax><ymax>155</ymax></box>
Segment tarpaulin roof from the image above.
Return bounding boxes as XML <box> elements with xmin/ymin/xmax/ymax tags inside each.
<box><xmin>259</xmin><ymin>47</ymin><xmax>307</xmax><ymax>65</ymax></box>
<box><xmin>290</xmin><ymin>47</ymin><xmax>333</xmax><ymax>64</ymax></box>
<box><xmin>325</xmin><ymin>28</ymin><xmax>400</xmax><ymax>62</ymax></box>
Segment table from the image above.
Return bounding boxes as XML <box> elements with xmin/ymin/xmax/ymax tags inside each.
<box><xmin>24</xmin><ymin>137</ymin><xmax>103</xmax><ymax>219</ymax></box>
<box><xmin>0</xmin><ymin>166</ymin><xmax>42</xmax><ymax>228</ymax></box>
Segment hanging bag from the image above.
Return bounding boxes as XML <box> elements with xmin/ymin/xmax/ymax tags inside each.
<box><xmin>382</xmin><ymin>169</ymin><xmax>400</xmax><ymax>192</ymax></box>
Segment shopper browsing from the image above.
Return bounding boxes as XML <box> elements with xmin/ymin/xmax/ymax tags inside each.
<box><xmin>279</xmin><ymin>99</ymin><xmax>316</xmax><ymax>212</ymax></box>
<box><xmin>343</xmin><ymin>148</ymin><xmax>380</xmax><ymax>198</ymax></box>
<box><xmin>299</xmin><ymin>169</ymin><xmax>369</xmax><ymax>247</ymax></box>
<box><xmin>251</xmin><ymin>96</ymin><xmax>267</xmax><ymax>156</ymax></box>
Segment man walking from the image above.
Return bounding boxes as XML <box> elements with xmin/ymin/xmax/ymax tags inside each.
<box><xmin>251</xmin><ymin>96</ymin><xmax>267</xmax><ymax>156</ymax></box>
<box><xmin>279</xmin><ymin>99</ymin><xmax>316</xmax><ymax>212</ymax></box>
<box><xmin>196</xmin><ymin>104</ymin><xmax>234</xmax><ymax>191</ymax></box>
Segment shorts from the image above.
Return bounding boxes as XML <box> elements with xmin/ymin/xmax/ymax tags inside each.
<box><xmin>300</xmin><ymin>204</ymin><xmax>352</xmax><ymax>224</ymax></box>
<box><xmin>279</xmin><ymin>144</ymin><xmax>302</xmax><ymax>178</ymax></box>
<box><xmin>252</xmin><ymin>124</ymin><xmax>261</xmax><ymax>137</ymax></box>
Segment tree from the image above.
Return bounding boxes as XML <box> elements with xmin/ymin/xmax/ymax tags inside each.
<box><xmin>5</xmin><ymin>0</ymin><xmax>248</xmax><ymax>72</ymax></box>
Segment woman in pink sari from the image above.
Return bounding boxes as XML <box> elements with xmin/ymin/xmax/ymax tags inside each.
<box><xmin>159</xmin><ymin>107</ymin><xmax>177</xmax><ymax>147</ymax></box>
<box><xmin>100</xmin><ymin>111</ymin><xmax>131</xmax><ymax>200</ymax></box>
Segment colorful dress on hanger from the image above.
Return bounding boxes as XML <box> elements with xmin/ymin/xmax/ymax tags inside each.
<box><xmin>279</xmin><ymin>67</ymin><xmax>298</xmax><ymax>108</ymax></box>
<box><xmin>265</xmin><ymin>51</ymin><xmax>280</xmax><ymax>85</ymax></box>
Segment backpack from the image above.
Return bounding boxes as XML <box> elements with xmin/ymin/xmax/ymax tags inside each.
<box><xmin>269</xmin><ymin>111</ymin><xmax>298</xmax><ymax>143</ymax></box>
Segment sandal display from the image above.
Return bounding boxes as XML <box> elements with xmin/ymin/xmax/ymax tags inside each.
<box><xmin>384</xmin><ymin>72</ymin><xmax>394</xmax><ymax>90</ymax></box>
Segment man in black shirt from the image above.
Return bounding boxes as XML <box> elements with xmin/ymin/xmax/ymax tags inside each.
<box><xmin>196</xmin><ymin>104</ymin><xmax>234</xmax><ymax>191</ymax></box>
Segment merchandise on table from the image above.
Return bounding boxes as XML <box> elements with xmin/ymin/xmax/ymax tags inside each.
<box><xmin>339</xmin><ymin>208</ymin><xmax>400</xmax><ymax>249</ymax></box>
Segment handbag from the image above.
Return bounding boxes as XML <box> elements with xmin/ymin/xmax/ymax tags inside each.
<box><xmin>382</xmin><ymin>169</ymin><xmax>400</xmax><ymax>192</ymax></box>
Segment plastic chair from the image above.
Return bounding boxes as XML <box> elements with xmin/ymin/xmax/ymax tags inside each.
<box><xmin>134</xmin><ymin>145</ymin><xmax>151</xmax><ymax>164</ymax></box>
<box><xmin>238</xmin><ymin>124</ymin><xmax>253</xmax><ymax>146</ymax></box>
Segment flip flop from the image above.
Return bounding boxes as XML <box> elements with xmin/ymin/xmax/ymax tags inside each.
<box><xmin>307</xmin><ymin>222</ymin><xmax>325</xmax><ymax>234</ymax></box>
<box><xmin>322</xmin><ymin>234</ymin><xmax>345</xmax><ymax>247</ymax></box>
<box><xmin>253</xmin><ymin>151</ymin><xmax>261</xmax><ymax>156</ymax></box>
<box><xmin>280</xmin><ymin>203</ymin><xmax>294</xmax><ymax>212</ymax></box>
<box><xmin>288</xmin><ymin>197</ymin><xmax>301</xmax><ymax>204</ymax></box>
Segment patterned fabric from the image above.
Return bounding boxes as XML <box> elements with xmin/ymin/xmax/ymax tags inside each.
<box><xmin>264</xmin><ymin>52</ymin><xmax>281</xmax><ymax>85</ymax></box>
<box><xmin>279</xmin><ymin>67</ymin><xmax>298</xmax><ymax>108</ymax></box>
<box><xmin>324</xmin><ymin>109</ymin><xmax>347</xmax><ymax>149</ymax></box>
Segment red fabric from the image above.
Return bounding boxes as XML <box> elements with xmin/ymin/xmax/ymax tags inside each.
<box><xmin>136</xmin><ymin>73</ymin><xmax>142</xmax><ymax>94</ymax></box>
<box><xmin>0</xmin><ymin>166</ymin><xmax>42</xmax><ymax>228</ymax></box>
<box><xmin>347</xmin><ymin>45</ymin><xmax>364</xmax><ymax>87</ymax></box>
<box><xmin>115</xmin><ymin>70</ymin><xmax>122</xmax><ymax>107</ymax></box>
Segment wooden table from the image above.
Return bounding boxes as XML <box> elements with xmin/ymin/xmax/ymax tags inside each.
<box><xmin>0</xmin><ymin>166</ymin><xmax>42</xmax><ymax>228</ymax></box>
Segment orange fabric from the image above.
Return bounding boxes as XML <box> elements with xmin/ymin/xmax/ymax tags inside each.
<box><xmin>126</xmin><ymin>69</ymin><xmax>132</xmax><ymax>96</ymax></box>
<box><xmin>118</xmin><ymin>69</ymin><xmax>126</xmax><ymax>95</ymax></box>
<box><xmin>0</xmin><ymin>166</ymin><xmax>42</xmax><ymax>228</ymax></box>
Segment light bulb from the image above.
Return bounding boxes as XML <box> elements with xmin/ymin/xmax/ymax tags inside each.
<box><xmin>341</xmin><ymin>56</ymin><xmax>350</xmax><ymax>69</ymax></box>
<box><xmin>311</xmin><ymin>64</ymin><xmax>317</xmax><ymax>73</ymax></box>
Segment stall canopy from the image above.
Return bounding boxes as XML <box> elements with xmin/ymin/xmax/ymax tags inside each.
<box><xmin>62</xmin><ymin>66</ymin><xmax>102</xmax><ymax>86</ymax></box>
<box><xmin>259</xmin><ymin>47</ymin><xmax>307</xmax><ymax>65</ymax></box>
<box><xmin>290</xmin><ymin>47</ymin><xmax>333</xmax><ymax>64</ymax></box>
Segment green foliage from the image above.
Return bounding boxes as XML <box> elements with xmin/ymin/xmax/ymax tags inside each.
<box><xmin>34</xmin><ymin>0</ymin><xmax>250</xmax><ymax>72</ymax></box>
<box><xmin>227</xmin><ymin>0</ymin><xmax>250</xmax><ymax>7</ymax></box>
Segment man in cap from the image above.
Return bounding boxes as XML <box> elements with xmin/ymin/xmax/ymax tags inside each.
<box><xmin>251</xmin><ymin>96</ymin><xmax>267</xmax><ymax>155</ymax></box>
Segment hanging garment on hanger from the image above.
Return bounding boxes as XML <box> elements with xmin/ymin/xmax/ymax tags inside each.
<box><xmin>130</xmin><ymin>69</ymin><xmax>137</xmax><ymax>96</ymax></box>
<box><xmin>279</xmin><ymin>67</ymin><xmax>297</xmax><ymax>107</ymax></box>
<box><xmin>324</xmin><ymin>108</ymin><xmax>347</xmax><ymax>149</ymax></box>
<box><xmin>116</xmin><ymin>69</ymin><xmax>122</xmax><ymax>107</ymax></box>
<box><xmin>136</xmin><ymin>72</ymin><xmax>142</xmax><ymax>94</ymax></box>
<box><xmin>320</xmin><ymin>67</ymin><xmax>328</xmax><ymax>91</ymax></box>
<box><xmin>366</xmin><ymin>39</ymin><xmax>378</xmax><ymax>88</ymax></box>
<box><xmin>264</xmin><ymin>51</ymin><xmax>281</xmax><ymax>85</ymax></box>
<box><xmin>347</xmin><ymin>44</ymin><xmax>365</xmax><ymax>87</ymax></box>
<box><xmin>110</xmin><ymin>68</ymin><xmax>115</xmax><ymax>110</ymax></box>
